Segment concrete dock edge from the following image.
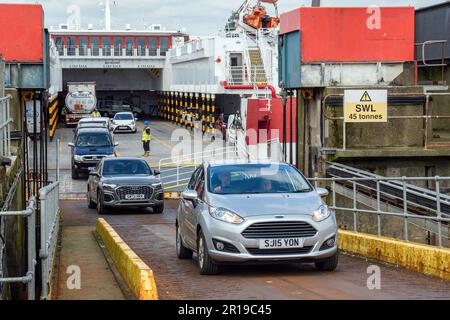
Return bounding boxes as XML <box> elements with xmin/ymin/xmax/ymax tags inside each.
<box><xmin>338</xmin><ymin>230</ymin><xmax>450</xmax><ymax>281</ymax></box>
<box><xmin>96</xmin><ymin>218</ymin><xmax>159</xmax><ymax>300</ymax></box>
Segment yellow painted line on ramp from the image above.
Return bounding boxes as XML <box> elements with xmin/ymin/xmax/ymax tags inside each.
<box><xmin>164</xmin><ymin>183</ymin><xmax>188</xmax><ymax>190</ymax></box>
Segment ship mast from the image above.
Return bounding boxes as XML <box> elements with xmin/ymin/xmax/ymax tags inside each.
<box><xmin>105</xmin><ymin>0</ymin><xmax>111</xmax><ymax>31</ymax></box>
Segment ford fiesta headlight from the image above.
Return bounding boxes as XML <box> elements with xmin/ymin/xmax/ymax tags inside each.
<box><xmin>312</xmin><ymin>205</ymin><xmax>333</xmax><ymax>222</ymax></box>
<box><xmin>73</xmin><ymin>155</ymin><xmax>83</xmax><ymax>162</ymax></box>
<box><xmin>209</xmin><ymin>207</ymin><xmax>244</xmax><ymax>224</ymax></box>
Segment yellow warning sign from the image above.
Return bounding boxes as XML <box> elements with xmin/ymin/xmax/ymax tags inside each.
<box><xmin>360</xmin><ymin>91</ymin><xmax>372</xmax><ymax>102</ymax></box>
<box><xmin>344</xmin><ymin>90</ymin><xmax>387</xmax><ymax>123</ymax></box>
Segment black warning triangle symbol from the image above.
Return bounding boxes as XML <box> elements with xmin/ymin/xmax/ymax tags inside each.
<box><xmin>360</xmin><ymin>91</ymin><xmax>372</xmax><ymax>102</ymax></box>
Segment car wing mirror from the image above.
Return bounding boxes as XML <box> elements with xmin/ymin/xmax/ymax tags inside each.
<box><xmin>316</xmin><ymin>187</ymin><xmax>329</xmax><ymax>198</ymax></box>
<box><xmin>153</xmin><ymin>170</ymin><xmax>160</xmax><ymax>176</ymax></box>
<box><xmin>89</xmin><ymin>171</ymin><xmax>99</xmax><ymax>177</ymax></box>
<box><xmin>181</xmin><ymin>190</ymin><xmax>198</xmax><ymax>201</ymax></box>
<box><xmin>114</xmin><ymin>142</ymin><xmax>119</xmax><ymax>147</ymax></box>
<box><xmin>68</xmin><ymin>142</ymin><xmax>74</xmax><ymax>148</ymax></box>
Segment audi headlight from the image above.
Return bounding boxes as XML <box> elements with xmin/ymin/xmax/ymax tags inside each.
<box><xmin>312</xmin><ymin>205</ymin><xmax>333</xmax><ymax>222</ymax></box>
<box><xmin>73</xmin><ymin>155</ymin><xmax>83</xmax><ymax>162</ymax></box>
<box><xmin>209</xmin><ymin>207</ymin><xmax>244</xmax><ymax>224</ymax></box>
<box><xmin>102</xmin><ymin>183</ymin><xmax>117</xmax><ymax>189</ymax></box>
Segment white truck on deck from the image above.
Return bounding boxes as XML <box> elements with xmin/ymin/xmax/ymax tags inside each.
<box><xmin>64</xmin><ymin>82</ymin><xmax>97</xmax><ymax>126</ymax></box>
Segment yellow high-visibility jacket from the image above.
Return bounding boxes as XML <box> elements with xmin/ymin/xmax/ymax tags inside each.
<box><xmin>142</xmin><ymin>127</ymin><xmax>152</xmax><ymax>142</ymax></box>
<box><xmin>91</xmin><ymin>111</ymin><xmax>101</xmax><ymax>117</ymax></box>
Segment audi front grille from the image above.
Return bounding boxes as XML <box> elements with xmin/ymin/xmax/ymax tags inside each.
<box><xmin>116</xmin><ymin>186</ymin><xmax>154</xmax><ymax>201</ymax></box>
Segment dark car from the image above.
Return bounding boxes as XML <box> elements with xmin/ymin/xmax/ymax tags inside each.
<box><xmin>87</xmin><ymin>157</ymin><xmax>164</xmax><ymax>214</ymax></box>
<box><xmin>68</xmin><ymin>127</ymin><xmax>117</xmax><ymax>179</ymax></box>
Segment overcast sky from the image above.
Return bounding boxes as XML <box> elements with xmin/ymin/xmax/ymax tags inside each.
<box><xmin>0</xmin><ymin>0</ymin><xmax>446</xmax><ymax>35</ymax></box>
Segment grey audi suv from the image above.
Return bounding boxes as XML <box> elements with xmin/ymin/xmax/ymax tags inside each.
<box><xmin>87</xmin><ymin>157</ymin><xmax>164</xmax><ymax>214</ymax></box>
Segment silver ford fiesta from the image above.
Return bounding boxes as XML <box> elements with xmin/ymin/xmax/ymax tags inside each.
<box><xmin>176</xmin><ymin>161</ymin><xmax>338</xmax><ymax>275</ymax></box>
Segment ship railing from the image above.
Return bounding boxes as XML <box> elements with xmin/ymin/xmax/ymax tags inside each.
<box><xmin>0</xmin><ymin>95</ymin><xmax>12</xmax><ymax>158</ymax></box>
<box><xmin>226</xmin><ymin>66</ymin><xmax>270</xmax><ymax>86</ymax></box>
<box><xmin>60</xmin><ymin>45</ymin><xmax>162</xmax><ymax>58</ymax></box>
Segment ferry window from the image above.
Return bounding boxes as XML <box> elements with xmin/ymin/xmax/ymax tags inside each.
<box><xmin>125</xmin><ymin>37</ymin><xmax>134</xmax><ymax>56</ymax></box>
<box><xmin>160</xmin><ymin>37</ymin><xmax>169</xmax><ymax>56</ymax></box>
<box><xmin>102</xmin><ymin>37</ymin><xmax>111</xmax><ymax>56</ymax></box>
<box><xmin>114</xmin><ymin>37</ymin><xmax>123</xmax><ymax>56</ymax></box>
<box><xmin>137</xmin><ymin>37</ymin><xmax>146</xmax><ymax>56</ymax></box>
<box><xmin>90</xmin><ymin>37</ymin><xmax>100</xmax><ymax>56</ymax></box>
<box><xmin>149</xmin><ymin>37</ymin><xmax>157</xmax><ymax>56</ymax></box>
<box><xmin>66</xmin><ymin>36</ymin><xmax>76</xmax><ymax>56</ymax></box>
<box><xmin>54</xmin><ymin>37</ymin><xmax>64</xmax><ymax>56</ymax></box>
<box><xmin>78</xmin><ymin>36</ymin><xmax>88</xmax><ymax>56</ymax></box>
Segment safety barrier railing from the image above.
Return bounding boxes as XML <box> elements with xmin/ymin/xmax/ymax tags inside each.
<box><xmin>266</xmin><ymin>138</ymin><xmax>284</xmax><ymax>162</ymax></box>
<box><xmin>322</xmin><ymin>92</ymin><xmax>450</xmax><ymax>150</ymax></box>
<box><xmin>39</xmin><ymin>182</ymin><xmax>60</xmax><ymax>300</ymax></box>
<box><xmin>415</xmin><ymin>40</ymin><xmax>448</xmax><ymax>85</ymax></box>
<box><xmin>158</xmin><ymin>145</ymin><xmax>255</xmax><ymax>189</ymax></box>
<box><xmin>0</xmin><ymin>95</ymin><xmax>12</xmax><ymax>157</ymax></box>
<box><xmin>310</xmin><ymin>173</ymin><xmax>450</xmax><ymax>247</ymax></box>
<box><xmin>226</xmin><ymin>66</ymin><xmax>270</xmax><ymax>86</ymax></box>
<box><xmin>0</xmin><ymin>197</ymin><xmax>37</xmax><ymax>300</ymax></box>
<box><xmin>60</xmin><ymin>45</ymin><xmax>162</xmax><ymax>58</ymax></box>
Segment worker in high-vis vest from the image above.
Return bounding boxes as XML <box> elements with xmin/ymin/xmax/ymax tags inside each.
<box><xmin>142</xmin><ymin>120</ymin><xmax>152</xmax><ymax>157</ymax></box>
<box><xmin>91</xmin><ymin>109</ymin><xmax>101</xmax><ymax>117</ymax></box>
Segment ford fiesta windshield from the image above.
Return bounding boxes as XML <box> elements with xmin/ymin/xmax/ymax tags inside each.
<box><xmin>207</xmin><ymin>164</ymin><xmax>312</xmax><ymax>195</ymax></box>
<box><xmin>103</xmin><ymin>160</ymin><xmax>151</xmax><ymax>176</ymax></box>
<box><xmin>76</xmin><ymin>133</ymin><xmax>112</xmax><ymax>147</ymax></box>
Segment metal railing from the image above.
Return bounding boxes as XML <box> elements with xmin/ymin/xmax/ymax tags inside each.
<box><xmin>227</xmin><ymin>66</ymin><xmax>270</xmax><ymax>86</ymax></box>
<box><xmin>158</xmin><ymin>145</ymin><xmax>255</xmax><ymax>189</ymax></box>
<box><xmin>39</xmin><ymin>182</ymin><xmax>60</xmax><ymax>300</ymax></box>
<box><xmin>322</xmin><ymin>92</ymin><xmax>450</xmax><ymax>150</ymax></box>
<box><xmin>0</xmin><ymin>95</ymin><xmax>12</xmax><ymax>157</ymax></box>
<box><xmin>310</xmin><ymin>164</ymin><xmax>450</xmax><ymax>247</ymax></box>
<box><xmin>0</xmin><ymin>182</ymin><xmax>59</xmax><ymax>300</ymax></box>
<box><xmin>415</xmin><ymin>40</ymin><xmax>448</xmax><ymax>85</ymax></box>
<box><xmin>60</xmin><ymin>45</ymin><xmax>162</xmax><ymax>58</ymax></box>
<box><xmin>0</xmin><ymin>197</ymin><xmax>37</xmax><ymax>300</ymax></box>
<box><xmin>267</xmin><ymin>138</ymin><xmax>284</xmax><ymax>162</ymax></box>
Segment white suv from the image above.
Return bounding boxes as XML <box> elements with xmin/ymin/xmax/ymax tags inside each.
<box><xmin>111</xmin><ymin>112</ymin><xmax>137</xmax><ymax>133</ymax></box>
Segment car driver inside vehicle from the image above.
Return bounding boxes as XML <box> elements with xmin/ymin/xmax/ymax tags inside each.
<box><xmin>213</xmin><ymin>171</ymin><xmax>232</xmax><ymax>193</ymax></box>
<box><xmin>260</xmin><ymin>179</ymin><xmax>273</xmax><ymax>192</ymax></box>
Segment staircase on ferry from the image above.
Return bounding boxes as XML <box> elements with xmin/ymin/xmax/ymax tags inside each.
<box><xmin>247</xmin><ymin>47</ymin><xmax>267</xmax><ymax>85</ymax></box>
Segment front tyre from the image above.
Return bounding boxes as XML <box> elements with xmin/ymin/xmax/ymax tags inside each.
<box><xmin>97</xmin><ymin>190</ymin><xmax>107</xmax><ymax>215</ymax></box>
<box><xmin>71</xmin><ymin>168</ymin><xmax>79</xmax><ymax>179</ymax></box>
<box><xmin>152</xmin><ymin>203</ymin><xmax>164</xmax><ymax>214</ymax></box>
<box><xmin>176</xmin><ymin>224</ymin><xmax>193</xmax><ymax>259</ymax></box>
<box><xmin>315</xmin><ymin>251</ymin><xmax>339</xmax><ymax>271</ymax></box>
<box><xmin>87</xmin><ymin>188</ymin><xmax>96</xmax><ymax>209</ymax></box>
<box><xmin>197</xmin><ymin>230</ymin><xmax>219</xmax><ymax>275</ymax></box>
